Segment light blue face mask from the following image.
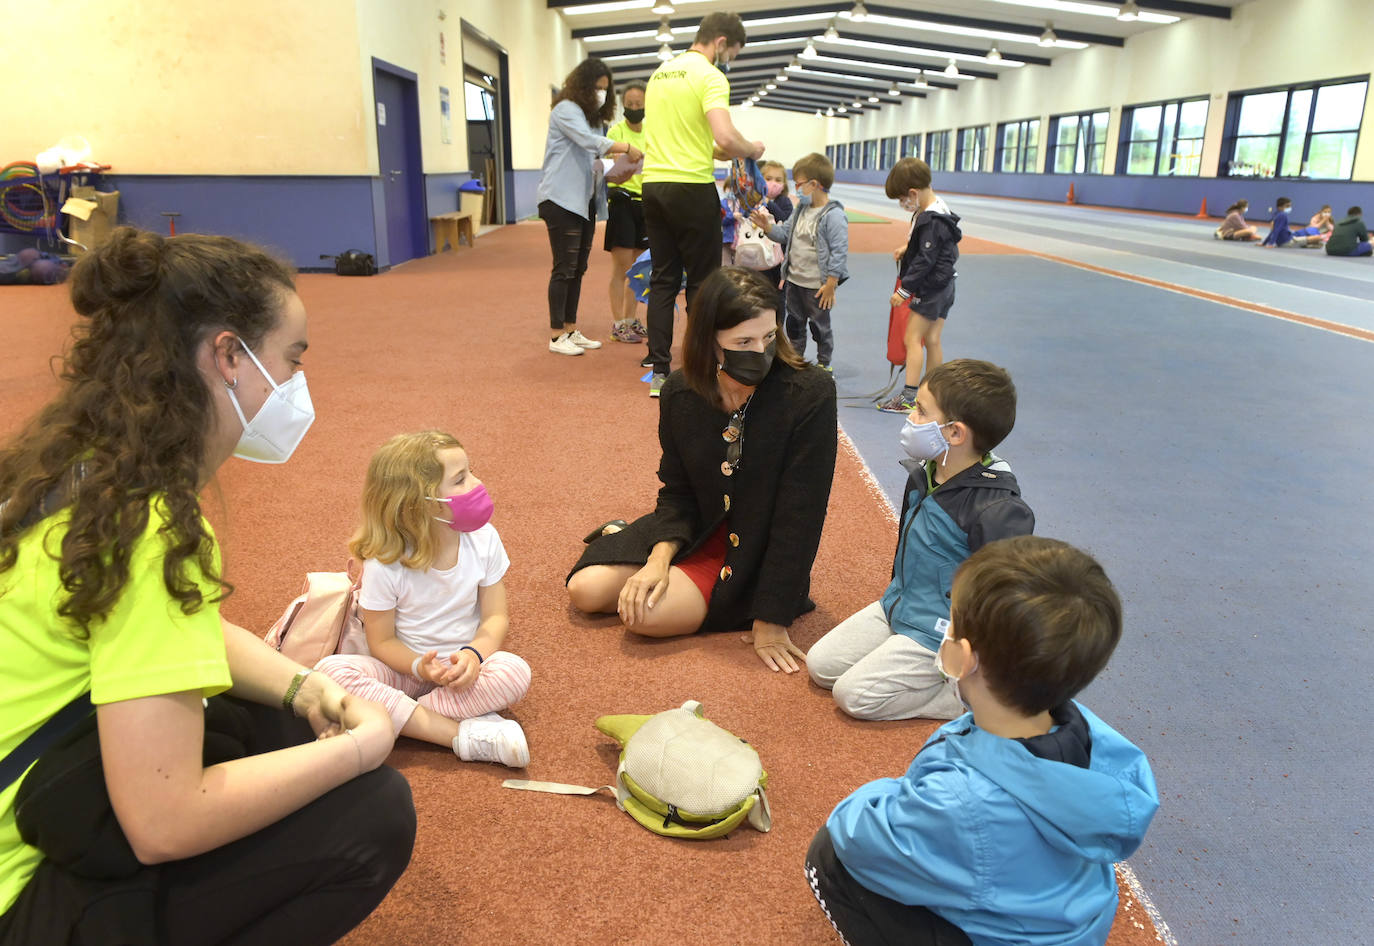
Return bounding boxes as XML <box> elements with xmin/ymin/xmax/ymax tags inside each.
<box><xmin>899</xmin><ymin>418</ymin><xmax>957</xmax><ymax>466</ymax></box>
<box><xmin>933</xmin><ymin>622</ymin><xmax>974</xmax><ymax>711</ymax></box>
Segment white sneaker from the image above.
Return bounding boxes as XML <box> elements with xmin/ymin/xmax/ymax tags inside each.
<box><xmin>566</xmin><ymin>329</ymin><xmax>602</xmax><ymax>350</ymax></box>
<box><xmin>549</xmin><ymin>333</ymin><xmax>584</xmax><ymax>356</ymax></box>
<box><xmin>454</xmin><ymin>713</ymin><xmax>529</xmax><ymax>768</ymax></box>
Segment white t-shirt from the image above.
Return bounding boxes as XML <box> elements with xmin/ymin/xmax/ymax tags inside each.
<box><xmin>357</xmin><ymin>524</ymin><xmax>510</xmax><ymax>656</ymax></box>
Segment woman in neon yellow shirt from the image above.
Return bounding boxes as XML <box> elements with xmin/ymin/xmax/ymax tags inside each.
<box><xmin>0</xmin><ymin>227</ymin><xmax>413</xmax><ymax>944</ymax></box>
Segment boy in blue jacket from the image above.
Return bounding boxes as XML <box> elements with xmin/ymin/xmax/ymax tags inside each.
<box><xmin>879</xmin><ymin>157</ymin><xmax>962</xmax><ymax>413</ymax></box>
<box><xmin>808</xmin><ymin>535</ymin><xmax>1159</xmax><ymax>946</ymax></box>
<box><xmin>750</xmin><ymin>153</ymin><xmax>849</xmax><ymax>370</ymax></box>
<box><xmin>808</xmin><ymin>359</ymin><xmax>1033</xmax><ymax>721</ymax></box>
<box><xmin>1259</xmin><ymin>196</ymin><xmax>1297</xmax><ymax>247</ymax></box>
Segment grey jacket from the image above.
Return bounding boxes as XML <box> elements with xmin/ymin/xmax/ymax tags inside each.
<box><xmin>766</xmin><ymin>196</ymin><xmax>849</xmax><ymax>285</ymax></box>
<box><xmin>535</xmin><ymin>100</ymin><xmax>612</xmax><ymax>219</ymax></box>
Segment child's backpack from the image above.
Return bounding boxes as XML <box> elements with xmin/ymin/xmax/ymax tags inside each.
<box><xmin>503</xmin><ymin>700</ymin><xmax>771</xmax><ymax>840</ymax></box>
<box><xmin>729</xmin><ymin>157</ymin><xmax>767</xmax><ymax>215</ymax></box>
<box><xmin>733</xmin><ymin>219</ymin><xmax>783</xmax><ymax>271</ymax></box>
<box><xmin>265</xmin><ymin>566</ymin><xmax>368</xmax><ymax>666</ymax></box>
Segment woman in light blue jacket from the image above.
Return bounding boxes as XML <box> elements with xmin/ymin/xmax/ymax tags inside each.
<box><xmin>537</xmin><ymin>58</ymin><xmax>643</xmax><ymax>356</ymax></box>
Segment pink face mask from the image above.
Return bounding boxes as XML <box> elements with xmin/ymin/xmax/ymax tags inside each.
<box><xmin>428</xmin><ymin>485</ymin><xmax>494</xmax><ymax>532</ymax></box>
<box><xmin>764</xmin><ymin>180</ymin><xmax>784</xmax><ymax>199</ymax></box>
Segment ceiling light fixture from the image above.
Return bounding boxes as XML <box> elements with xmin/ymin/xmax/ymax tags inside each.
<box><xmin>1039</xmin><ymin>23</ymin><xmax>1057</xmax><ymax>46</ymax></box>
<box><xmin>824</xmin><ymin>19</ymin><xmax>840</xmax><ymax>41</ymax></box>
<box><xmin>826</xmin><ymin>107</ymin><xmax>835</xmax><ymax>116</ymax></box>
<box><xmin>657</xmin><ymin>42</ymin><xmax>673</xmax><ymax>60</ymax></box>
<box><xmin>766</xmin><ymin>82</ymin><xmax>777</xmax><ymax>89</ymax></box>
<box><xmin>987</xmin><ymin>44</ymin><xmax>1002</xmax><ymax>61</ymax></box>
<box><xmin>650</xmin><ymin>0</ymin><xmax>675</xmax><ymax>13</ymax></box>
<box><xmin>867</xmin><ymin>94</ymin><xmax>880</xmax><ymax>102</ymax></box>
<box><xmin>758</xmin><ymin>88</ymin><xmax>768</xmax><ymax>96</ymax></box>
<box><xmin>852</xmin><ymin>99</ymin><xmax>863</xmax><ymax>108</ymax></box>
<box><xmin>944</xmin><ymin>59</ymin><xmax>959</xmax><ymax>76</ymax></box>
<box><xmin>888</xmin><ymin>82</ymin><xmax>901</xmax><ymax>96</ymax></box>
<box><xmin>914</xmin><ymin>75</ymin><xmax>930</xmax><ymax>89</ymax></box>
<box><xmin>837</xmin><ymin>105</ymin><xmax>847</xmax><ymax>113</ymax></box>
<box><xmin>801</xmin><ymin>40</ymin><xmax>818</xmax><ymax>59</ymax></box>
<box><xmin>776</xmin><ymin>72</ymin><xmax>788</xmax><ymax>81</ymax></box>
<box><xmin>849</xmin><ymin>1</ymin><xmax>869</xmax><ymax>22</ymax></box>
<box><xmin>788</xmin><ymin>57</ymin><xmax>802</xmax><ymax>70</ymax></box>
<box><xmin>654</xmin><ymin>16</ymin><xmax>673</xmax><ymax>41</ymax></box>
<box><xmin>1116</xmin><ymin>0</ymin><xmax>1140</xmax><ymax>21</ymax></box>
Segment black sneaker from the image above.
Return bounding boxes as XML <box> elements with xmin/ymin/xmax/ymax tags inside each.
<box><xmin>640</xmin><ymin>356</ymin><xmax>655</xmax><ymax>368</ymax></box>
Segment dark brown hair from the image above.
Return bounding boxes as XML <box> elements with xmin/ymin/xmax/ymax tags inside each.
<box><xmin>1350</xmin><ymin>206</ymin><xmax>1364</xmax><ymax>217</ymax></box>
<box><xmin>952</xmin><ymin>535</ymin><xmax>1123</xmax><ymax>715</ymax></box>
<box><xmin>1224</xmin><ymin>200</ymin><xmax>1248</xmax><ymax>215</ymax></box>
<box><xmin>0</xmin><ymin>227</ymin><xmax>295</xmax><ymax>634</ymax></box>
<box><xmin>694</xmin><ymin>11</ymin><xmax>746</xmax><ymax>48</ymax></box>
<box><xmin>885</xmin><ymin>156</ymin><xmax>933</xmax><ymax>197</ymax></box>
<box><xmin>923</xmin><ymin>359</ymin><xmax>1017</xmax><ymax>454</ymax></box>
<box><xmin>682</xmin><ymin>267</ymin><xmax>803</xmax><ymax>409</ymax></box>
<box><xmin>792</xmin><ymin>153</ymin><xmax>834</xmax><ymax>191</ymax></box>
<box><xmin>554</xmin><ymin>57</ymin><xmax>617</xmax><ymax>126</ymax></box>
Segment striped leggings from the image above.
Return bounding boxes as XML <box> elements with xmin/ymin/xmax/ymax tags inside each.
<box><xmin>315</xmin><ymin>651</ymin><xmax>531</xmax><ymax>735</ymax></box>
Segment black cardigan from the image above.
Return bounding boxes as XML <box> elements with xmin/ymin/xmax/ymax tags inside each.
<box><xmin>570</xmin><ymin>361</ymin><xmax>838</xmax><ymax>632</ymax></box>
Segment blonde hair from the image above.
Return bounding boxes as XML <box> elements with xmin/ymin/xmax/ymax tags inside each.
<box><xmin>350</xmin><ymin>430</ymin><xmax>464</xmax><ymax>571</ymax></box>
<box><xmin>760</xmin><ymin>160</ymin><xmax>789</xmax><ymax>195</ymax></box>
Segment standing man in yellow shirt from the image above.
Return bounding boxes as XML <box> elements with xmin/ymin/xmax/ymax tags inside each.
<box><xmin>642</xmin><ymin>11</ymin><xmax>765</xmax><ymax>397</ymax></box>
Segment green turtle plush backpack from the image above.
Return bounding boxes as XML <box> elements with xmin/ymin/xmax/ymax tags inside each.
<box><xmin>503</xmin><ymin>700</ymin><xmax>771</xmax><ymax>840</ymax></box>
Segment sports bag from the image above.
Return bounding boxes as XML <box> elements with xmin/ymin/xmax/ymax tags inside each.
<box><xmin>503</xmin><ymin>700</ymin><xmax>771</xmax><ymax>840</ymax></box>
<box><xmin>265</xmin><ymin>565</ymin><xmax>367</xmax><ymax>666</ymax></box>
<box><xmin>319</xmin><ymin>250</ymin><xmax>377</xmax><ymax>276</ymax></box>
<box><xmin>733</xmin><ymin>219</ymin><xmax>783</xmax><ymax>271</ymax></box>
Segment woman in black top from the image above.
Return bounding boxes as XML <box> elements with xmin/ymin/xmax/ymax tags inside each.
<box><xmin>567</xmin><ymin>267</ymin><xmax>837</xmax><ymax>672</ymax></box>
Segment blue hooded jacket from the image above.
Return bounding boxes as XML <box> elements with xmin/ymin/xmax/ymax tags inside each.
<box><xmin>827</xmin><ymin>702</ymin><xmax>1159</xmax><ymax>946</ymax></box>
<box><xmin>764</xmin><ymin>195</ymin><xmax>849</xmax><ymax>285</ymax></box>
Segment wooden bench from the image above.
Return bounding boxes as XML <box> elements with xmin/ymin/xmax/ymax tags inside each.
<box><xmin>430</xmin><ymin>211</ymin><xmax>476</xmax><ymax>253</ymax></box>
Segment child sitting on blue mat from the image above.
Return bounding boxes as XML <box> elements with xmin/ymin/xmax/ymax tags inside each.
<box><xmin>806</xmin><ymin>535</ymin><xmax>1160</xmax><ymax>946</ymax></box>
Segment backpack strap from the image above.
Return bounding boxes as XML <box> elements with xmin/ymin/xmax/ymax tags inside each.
<box><xmin>0</xmin><ymin>692</ymin><xmax>94</xmax><ymax>793</ymax></box>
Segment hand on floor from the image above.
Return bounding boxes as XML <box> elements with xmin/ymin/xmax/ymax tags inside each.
<box><xmin>742</xmin><ymin>621</ymin><xmax>806</xmax><ymax>674</ymax></box>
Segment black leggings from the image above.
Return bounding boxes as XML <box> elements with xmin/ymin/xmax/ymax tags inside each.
<box><xmin>538</xmin><ymin>198</ymin><xmax>596</xmax><ymax>332</ymax></box>
<box><xmin>805</xmin><ymin>827</ymin><xmax>971</xmax><ymax>946</ymax></box>
<box><xmin>0</xmin><ymin>700</ymin><xmax>416</xmax><ymax>946</ymax></box>
<box><xmin>642</xmin><ymin>181</ymin><xmax>723</xmax><ymax>375</ymax></box>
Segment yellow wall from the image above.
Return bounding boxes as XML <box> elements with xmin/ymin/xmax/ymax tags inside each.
<box><xmin>835</xmin><ymin>0</ymin><xmax>1374</xmax><ymax>180</ymax></box>
<box><xmin>729</xmin><ymin>107</ymin><xmax>829</xmax><ymax>171</ymax></box>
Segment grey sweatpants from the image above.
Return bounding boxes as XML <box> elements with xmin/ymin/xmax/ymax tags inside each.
<box><xmin>783</xmin><ymin>280</ymin><xmax>834</xmax><ymax>366</ymax></box>
<box><xmin>806</xmin><ymin>601</ymin><xmax>964</xmax><ymax>721</ymax></box>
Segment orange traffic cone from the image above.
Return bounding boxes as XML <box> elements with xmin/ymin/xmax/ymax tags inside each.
<box><xmin>1066</xmin><ymin>182</ymin><xmax>1077</xmax><ymax>205</ymax></box>
<box><xmin>1195</xmin><ymin>197</ymin><xmax>1208</xmax><ymax>218</ymax></box>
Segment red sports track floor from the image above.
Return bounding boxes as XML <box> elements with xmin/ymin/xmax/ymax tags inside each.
<box><xmin>0</xmin><ymin>223</ymin><xmax>1161</xmax><ymax>946</ymax></box>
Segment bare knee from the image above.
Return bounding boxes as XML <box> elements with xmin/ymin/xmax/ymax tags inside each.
<box><xmin>567</xmin><ymin>568</ymin><xmax>617</xmax><ymax>614</ymax></box>
<box><xmin>626</xmin><ymin>615</ymin><xmax>700</xmax><ymax>638</ymax></box>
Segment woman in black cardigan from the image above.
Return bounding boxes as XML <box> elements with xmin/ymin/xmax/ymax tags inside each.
<box><xmin>567</xmin><ymin>267</ymin><xmax>837</xmax><ymax>672</ymax></box>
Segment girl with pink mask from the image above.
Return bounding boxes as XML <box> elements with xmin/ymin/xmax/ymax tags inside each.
<box><xmin>315</xmin><ymin>431</ymin><xmax>531</xmax><ymax>767</ymax></box>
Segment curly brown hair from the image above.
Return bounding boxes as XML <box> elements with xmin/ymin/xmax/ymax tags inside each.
<box><xmin>0</xmin><ymin>226</ymin><xmax>296</xmax><ymax>635</ymax></box>
<box><xmin>554</xmin><ymin>57</ymin><xmax>617</xmax><ymax>126</ymax></box>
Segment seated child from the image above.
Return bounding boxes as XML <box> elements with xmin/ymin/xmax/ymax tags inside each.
<box><xmin>1259</xmin><ymin>197</ymin><xmax>1299</xmax><ymax>247</ymax></box>
<box><xmin>1214</xmin><ymin>199</ymin><xmax>1258</xmax><ymax>241</ymax></box>
<box><xmin>1326</xmin><ymin>206</ymin><xmax>1372</xmax><ymax>257</ymax></box>
<box><xmin>879</xmin><ymin>157</ymin><xmax>962</xmax><ymax>413</ymax></box>
<box><xmin>806</xmin><ymin>535</ymin><xmax>1160</xmax><ymax>946</ymax></box>
<box><xmin>315</xmin><ymin>430</ymin><xmax>532</xmax><ymax>767</ymax></box>
<box><xmin>750</xmin><ymin>152</ymin><xmax>849</xmax><ymax>370</ymax></box>
<box><xmin>807</xmin><ymin>360</ymin><xmax>1033</xmax><ymax>720</ymax></box>
<box><xmin>1289</xmin><ymin>203</ymin><xmax>1333</xmax><ymax>247</ymax></box>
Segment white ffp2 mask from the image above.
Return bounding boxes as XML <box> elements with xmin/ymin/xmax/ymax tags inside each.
<box><xmin>225</xmin><ymin>341</ymin><xmax>315</xmax><ymax>464</ymax></box>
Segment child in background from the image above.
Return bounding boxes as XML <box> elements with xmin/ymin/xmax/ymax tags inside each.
<box><xmin>1326</xmin><ymin>206</ymin><xmax>1372</xmax><ymax>257</ymax></box>
<box><xmin>316</xmin><ymin>430</ymin><xmax>532</xmax><ymax>767</ymax></box>
<box><xmin>879</xmin><ymin>158</ymin><xmax>962</xmax><ymax>414</ymax></box>
<box><xmin>1290</xmin><ymin>203</ymin><xmax>1334</xmax><ymax>248</ymax></box>
<box><xmin>807</xmin><ymin>536</ymin><xmax>1159</xmax><ymax>946</ymax></box>
<box><xmin>759</xmin><ymin>159</ymin><xmax>793</xmax><ymax>294</ymax></box>
<box><xmin>605</xmin><ymin>81</ymin><xmax>649</xmax><ymax>344</ymax></box>
<box><xmin>1259</xmin><ymin>197</ymin><xmax>1299</xmax><ymax>247</ymax></box>
<box><xmin>808</xmin><ymin>360</ymin><xmax>1033</xmax><ymax>721</ymax></box>
<box><xmin>720</xmin><ymin>176</ymin><xmax>740</xmax><ymax>265</ymax></box>
<box><xmin>1214</xmin><ymin>200</ymin><xmax>1259</xmax><ymax>241</ymax></box>
<box><xmin>751</xmin><ymin>153</ymin><xmax>849</xmax><ymax>371</ymax></box>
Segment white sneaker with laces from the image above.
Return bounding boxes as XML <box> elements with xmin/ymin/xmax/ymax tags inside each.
<box><xmin>567</xmin><ymin>329</ymin><xmax>602</xmax><ymax>350</ymax></box>
<box><xmin>454</xmin><ymin>713</ymin><xmax>530</xmax><ymax>768</ymax></box>
<box><xmin>549</xmin><ymin>333</ymin><xmax>584</xmax><ymax>356</ymax></box>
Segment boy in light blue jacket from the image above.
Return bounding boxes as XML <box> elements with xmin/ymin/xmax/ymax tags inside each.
<box><xmin>808</xmin><ymin>536</ymin><xmax>1159</xmax><ymax>946</ymax></box>
<box><xmin>750</xmin><ymin>152</ymin><xmax>849</xmax><ymax>370</ymax></box>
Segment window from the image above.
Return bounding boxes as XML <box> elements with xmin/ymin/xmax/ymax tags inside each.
<box><xmin>464</xmin><ymin>82</ymin><xmax>495</xmax><ymax>121</ymax></box>
<box><xmin>848</xmin><ymin>141</ymin><xmax>861</xmax><ymax>169</ymax></box>
<box><xmin>880</xmin><ymin>137</ymin><xmax>899</xmax><ymax>169</ymax></box>
<box><xmin>1119</xmin><ymin>97</ymin><xmax>1208</xmax><ymax>176</ymax></box>
<box><xmin>826</xmin><ymin>144</ymin><xmax>838</xmax><ymax>168</ymax></box>
<box><xmin>956</xmin><ymin>126</ymin><xmax>988</xmax><ymax>172</ymax></box>
<box><xmin>900</xmin><ymin>133</ymin><xmax>921</xmax><ymax>159</ymax></box>
<box><xmin>1047</xmin><ymin>110</ymin><xmax>1109</xmax><ymax>174</ymax></box>
<box><xmin>925</xmin><ymin>130</ymin><xmax>952</xmax><ymax>172</ymax></box>
<box><xmin>863</xmin><ymin>139</ymin><xmax>879</xmax><ymax>169</ymax></box>
<box><xmin>1222</xmin><ymin>76</ymin><xmax>1367</xmax><ymax>179</ymax></box>
<box><xmin>996</xmin><ymin>118</ymin><xmax>1040</xmax><ymax>173</ymax></box>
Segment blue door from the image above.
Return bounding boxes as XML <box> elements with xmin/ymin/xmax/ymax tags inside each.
<box><xmin>373</xmin><ymin>64</ymin><xmax>426</xmax><ymax>265</ymax></box>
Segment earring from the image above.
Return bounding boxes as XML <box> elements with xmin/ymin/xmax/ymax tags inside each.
<box><xmin>224</xmin><ymin>377</ymin><xmax>238</xmax><ymax>390</ymax></box>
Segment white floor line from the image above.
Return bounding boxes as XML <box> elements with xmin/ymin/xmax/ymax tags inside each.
<box><xmin>837</xmin><ymin>425</ymin><xmax>896</xmax><ymax>526</ymax></box>
<box><xmin>1117</xmin><ymin>862</ymin><xmax>1179</xmax><ymax>946</ymax></box>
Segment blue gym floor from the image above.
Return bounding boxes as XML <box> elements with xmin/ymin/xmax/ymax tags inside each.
<box><xmin>824</xmin><ymin>183</ymin><xmax>1374</xmax><ymax>945</ymax></box>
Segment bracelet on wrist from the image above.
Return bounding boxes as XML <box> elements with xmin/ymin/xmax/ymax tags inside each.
<box><xmin>282</xmin><ymin>668</ymin><xmax>312</xmax><ymax>711</ymax></box>
<box><xmin>459</xmin><ymin>645</ymin><xmax>484</xmax><ymax>664</ymax></box>
<box><xmin>411</xmin><ymin>655</ymin><xmax>425</xmax><ymax>679</ymax></box>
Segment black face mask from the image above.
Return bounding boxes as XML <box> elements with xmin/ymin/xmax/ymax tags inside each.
<box><xmin>720</xmin><ymin>340</ymin><xmax>776</xmax><ymax>387</ymax></box>
<box><xmin>623</xmin><ymin>108</ymin><xmax>645</xmax><ymax>124</ymax></box>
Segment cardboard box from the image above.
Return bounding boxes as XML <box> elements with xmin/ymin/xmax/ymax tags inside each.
<box><xmin>63</xmin><ymin>186</ymin><xmax>119</xmax><ymax>253</ymax></box>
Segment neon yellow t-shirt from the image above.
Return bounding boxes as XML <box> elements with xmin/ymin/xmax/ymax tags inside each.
<box><xmin>643</xmin><ymin>50</ymin><xmax>730</xmax><ymax>185</ymax></box>
<box><xmin>0</xmin><ymin>501</ymin><xmax>232</xmax><ymax>914</ymax></box>
<box><xmin>606</xmin><ymin>120</ymin><xmax>648</xmax><ymax>196</ymax></box>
